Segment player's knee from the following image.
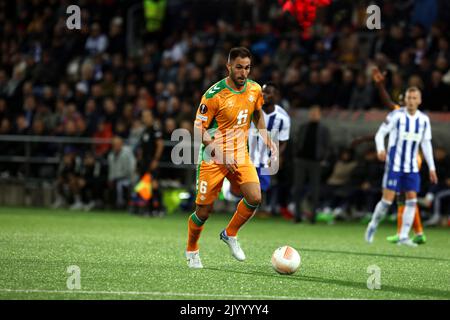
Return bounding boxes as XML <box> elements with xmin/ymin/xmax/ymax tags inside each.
<box><xmin>195</xmin><ymin>204</ymin><xmax>213</xmax><ymax>220</ymax></box>
<box><xmin>246</xmin><ymin>193</ymin><xmax>261</xmax><ymax>207</ymax></box>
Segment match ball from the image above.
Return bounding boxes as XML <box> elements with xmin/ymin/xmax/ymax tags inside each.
<box><xmin>271</xmin><ymin>246</ymin><xmax>301</xmax><ymax>275</ymax></box>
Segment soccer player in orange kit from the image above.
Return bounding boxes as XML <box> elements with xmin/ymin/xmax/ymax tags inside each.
<box><xmin>185</xmin><ymin>47</ymin><xmax>276</xmax><ymax>268</ymax></box>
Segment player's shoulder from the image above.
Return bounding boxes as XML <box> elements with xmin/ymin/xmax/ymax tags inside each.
<box><xmin>416</xmin><ymin>109</ymin><xmax>430</xmax><ymax>120</ymax></box>
<box><xmin>247</xmin><ymin>79</ymin><xmax>262</xmax><ymax>92</ymax></box>
<box><xmin>275</xmin><ymin>104</ymin><xmax>290</xmax><ymax>117</ymax></box>
<box><xmin>203</xmin><ymin>79</ymin><xmax>227</xmax><ymax>100</ymax></box>
<box><xmin>388</xmin><ymin>106</ymin><xmax>405</xmax><ymax>118</ymax></box>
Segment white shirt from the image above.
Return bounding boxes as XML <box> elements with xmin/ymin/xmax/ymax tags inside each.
<box><xmin>375</xmin><ymin>107</ymin><xmax>435</xmax><ymax>173</ymax></box>
<box><xmin>249</xmin><ymin>104</ymin><xmax>291</xmax><ymax>168</ymax></box>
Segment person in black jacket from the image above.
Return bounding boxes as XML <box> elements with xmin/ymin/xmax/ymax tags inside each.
<box><xmin>293</xmin><ymin>105</ymin><xmax>331</xmax><ymax>223</ymax></box>
<box><xmin>351</xmin><ymin>148</ymin><xmax>385</xmax><ymax>217</ymax></box>
<box><xmin>70</xmin><ymin>151</ymin><xmax>105</xmax><ymax>211</ymax></box>
<box><xmin>136</xmin><ymin>110</ymin><xmax>164</xmax><ymax>216</ymax></box>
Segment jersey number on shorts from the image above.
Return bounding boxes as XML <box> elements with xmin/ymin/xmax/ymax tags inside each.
<box><xmin>199</xmin><ymin>181</ymin><xmax>208</xmax><ymax>194</ymax></box>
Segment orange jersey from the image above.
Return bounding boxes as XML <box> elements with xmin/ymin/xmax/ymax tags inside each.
<box><xmin>194</xmin><ymin>78</ymin><xmax>264</xmax><ymax>163</ymax></box>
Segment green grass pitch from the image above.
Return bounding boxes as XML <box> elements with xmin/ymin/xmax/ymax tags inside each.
<box><xmin>0</xmin><ymin>207</ymin><xmax>449</xmax><ymax>300</ymax></box>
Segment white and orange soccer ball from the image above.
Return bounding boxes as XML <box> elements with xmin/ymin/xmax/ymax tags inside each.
<box><xmin>271</xmin><ymin>245</ymin><xmax>301</xmax><ymax>275</ymax></box>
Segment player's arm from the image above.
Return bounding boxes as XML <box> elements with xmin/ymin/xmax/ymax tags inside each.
<box><xmin>194</xmin><ymin>99</ymin><xmax>217</xmax><ymax>150</ymax></box>
<box><xmin>372</xmin><ymin>67</ymin><xmax>398</xmax><ymax>110</ymax></box>
<box><xmin>194</xmin><ymin>97</ymin><xmax>237</xmax><ymax>173</ymax></box>
<box><xmin>278</xmin><ymin>115</ymin><xmax>291</xmax><ymax>165</ymax></box>
<box><xmin>420</xmin><ymin>117</ymin><xmax>438</xmax><ymax>184</ymax></box>
<box><xmin>374</xmin><ymin>111</ymin><xmax>397</xmax><ymax>161</ymax></box>
<box><xmin>150</xmin><ymin>132</ymin><xmax>164</xmax><ymax>171</ymax></box>
<box><xmin>252</xmin><ymin>108</ymin><xmax>276</xmax><ymax>156</ymax></box>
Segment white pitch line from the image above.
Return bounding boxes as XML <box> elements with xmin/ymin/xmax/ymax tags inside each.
<box><xmin>0</xmin><ymin>288</ymin><xmax>347</xmax><ymax>300</ymax></box>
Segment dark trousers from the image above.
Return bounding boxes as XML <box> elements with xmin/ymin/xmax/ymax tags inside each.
<box><xmin>294</xmin><ymin>158</ymin><xmax>321</xmax><ymax>221</ymax></box>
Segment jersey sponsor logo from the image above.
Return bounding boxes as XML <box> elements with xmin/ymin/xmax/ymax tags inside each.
<box><xmin>197</xmin><ymin>115</ymin><xmax>208</xmax><ymax>121</ymax></box>
<box><xmin>236</xmin><ymin>109</ymin><xmax>249</xmax><ymax>125</ymax></box>
<box><xmin>401</xmin><ymin>132</ymin><xmax>422</xmax><ymax>142</ymax></box>
<box><xmin>199</xmin><ymin>104</ymin><xmax>208</xmax><ymax>114</ymax></box>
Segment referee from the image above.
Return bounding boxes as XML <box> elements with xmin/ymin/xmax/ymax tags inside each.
<box><xmin>137</xmin><ymin>109</ymin><xmax>164</xmax><ymax>216</ymax></box>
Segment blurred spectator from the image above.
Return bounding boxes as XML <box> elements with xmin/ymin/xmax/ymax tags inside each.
<box><xmin>107</xmin><ymin>136</ymin><xmax>136</xmax><ymax>209</ymax></box>
<box><xmin>351</xmin><ymin>148</ymin><xmax>385</xmax><ymax>217</ymax></box>
<box><xmin>70</xmin><ymin>151</ymin><xmax>105</xmax><ymax>211</ymax></box>
<box><xmin>293</xmin><ymin>106</ymin><xmax>330</xmax><ymax>223</ymax></box>
<box><xmin>85</xmin><ymin>23</ymin><xmax>108</xmax><ymax>56</ymax></box>
<box><xmin>348</xmin><ymin>73</ymin><xmax>374</xmax><ymax>110</ymax></box>
<box><xmin>52</xmin><ymin>148</ymin><xmax>81</xmax><ymax>209</ymax></box>
<box><xmin>320</xmin><ymin>148</ymin><xmax>358</xmax><ymax>219</ymax></box>
<box><xmin>419</xmin><ymin>147</ymin><xmax>450</xmax><ymax>226</ymax></box>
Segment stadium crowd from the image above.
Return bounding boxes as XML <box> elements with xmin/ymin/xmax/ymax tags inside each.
<box><xmin>0</xmin><ymin>0</ymin><xmax>449</xmax><ymax>223</ymax></box>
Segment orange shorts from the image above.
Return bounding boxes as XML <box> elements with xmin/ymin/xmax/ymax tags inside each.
<box><xmin>195</xmin><ymin>160</ymin><xmax>260</xmax><ymax>205</ymax></box>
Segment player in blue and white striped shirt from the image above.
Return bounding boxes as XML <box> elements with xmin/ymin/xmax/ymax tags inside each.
<box><xmin>248</xmin><ymin>82</ymin><xmax>291</xmax><ymax>214</ymax></box>
<box><xmin>365</xmin><ymin>86</ymin><xmax>438</xmax><ymax>246</ymax></box>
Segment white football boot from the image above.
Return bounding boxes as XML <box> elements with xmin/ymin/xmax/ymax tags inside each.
<box><xmin>186</xmin><ymin>250</ymin><xmax>203</xmax><ymax>269</ymax></box>
<box><xmin>365</xmin><ymin>223</ymin><xmax>377</xmax><ymax>244</ymax></box>
<box><xmin>397</xmin><ymin>237</ymin><xmax>418</xmax><ymax>247</ymax></box>
<box><xmin>220</xmin><ymin>229</ymin><xmax>246</xmax><ymax>261</ymax></box>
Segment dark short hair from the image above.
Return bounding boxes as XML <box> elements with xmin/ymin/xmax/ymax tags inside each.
<box><xmin>228</xmin><ymin>47</ymin><xmax>252</xmax><ymax>63</ymax></box>
<box><xmin>262</xmin><ymin>82</ymin><xmax>279</xmax><ymax>91</ymax></box>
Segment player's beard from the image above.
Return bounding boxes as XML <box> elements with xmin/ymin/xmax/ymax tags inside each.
<box><xmin>230</xmin><ymin>70</ymin><xmax>246</xmax><ymax>89</ymax></box>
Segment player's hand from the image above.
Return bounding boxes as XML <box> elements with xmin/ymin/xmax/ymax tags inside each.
<box><xmin>150</xmin><ymin>160</ymin><xmax>159</xmax><ymax>171</ymax></box>
<box><xmin>377</xmin><ymin>151</ymin><xmax>386</xmax><ymax>162</ymax></box>
<box><xmin>269</xmin><ymin>141</ymin><xmax>278</xmax><ymax>163</ymax></box>
<box><xmin>372</xmin><ymin>67</ymin><xmax>385</xmax><ymax>84</ymax></box>
<box><xmin>225</xmin><ymin>158</ymin><xmax>238</xmax><ymax>174</ymax></box>
<box><xmin>429</xmin><ymin>170</ymin><xmax>438</xmax><ymax>184</ymax></box>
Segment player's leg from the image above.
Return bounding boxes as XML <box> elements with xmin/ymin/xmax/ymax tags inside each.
<box><xmin>220</xmin><ymin>164</ymin><xmax>260</xmax><ymax>261</ymax></box>
<box><xmin>412</xmin><ymin>206</ymin><xmax>426</xmax><ymax>244</ymax></box>
<box><xmin>388</xmin><ymin>193</ymin><xmax>425</xmax><ymax>244</ymax></box>
<box><xmin>256</xmin><ymin>167</ymin><xmax>271</xmax><ymax>215</ymax></box>
<box><xmin>397</xmin><ymin>193</ymin><xmax>404</xmax><ymax>234</ymax></box>
<box><xmin>387</xmin><ymin>193</ymin><xmax>404</xmax><ymax>243</ymax></box>
<box><xmin>220</xmin><ymin>181</ymin><xmax>260</xmax><ymax>262</ymax></box>
<box><xmin>397</xmin><ymin>173</ymin><xmax>421</xmax><ymax>247</ymax></box>
<box><xmin>397</xmin><ymin>191</ymin><xmax>418</xmax><ymax>247</ymax></box>
<box><xmin>186</xmin><ymin>163</ymin><xmax>226</xmax><ymax>268</ymax></box>
<box><xmin>186</xmin><ymin>203</ymin><xmax>213</xmax><ymax>269</ymax></box>
<box><xmin>366</xmin><ymin>187</ymin><xmax>396</xmax><ymax>243</ymax></box>
<box><xmin>225</xmin><ymin>181</ymin><xmax>261</xmax><ymax>236</ymax></box>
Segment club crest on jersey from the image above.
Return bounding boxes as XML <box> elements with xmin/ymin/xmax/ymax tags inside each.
<box><xmin>248</xmin><ymin>95</ymin><xmax>255</xmax><ymax>102</ymax></box>
<box><xmin>199</xmin><ymin>104</ymin><xmax>208</xmax><ymax>114</ymax></box>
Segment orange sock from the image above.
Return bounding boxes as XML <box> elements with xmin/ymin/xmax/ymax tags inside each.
<box><xmin>397</xmin><ymin>205</ymin><xmax>404</xmax><ymax>235</ymax></box>
<box><xmin>186</xmin><ymin>213</ymin><xmax>205</xmax><ymax>252</ymax></box>
<box><xmin>397</xmin><ymin>205</ymin><xmax>423</xmax><ymax>235</ymax></box>
<box><xmin>413</xmin><ymin>205</ymin><xmax>423</xmax><ymax>235</ymax></box>
<box><xmin>225</xmin><ymin>198</ymin><xmax>258</xmax><ymax>237</ymax></box>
